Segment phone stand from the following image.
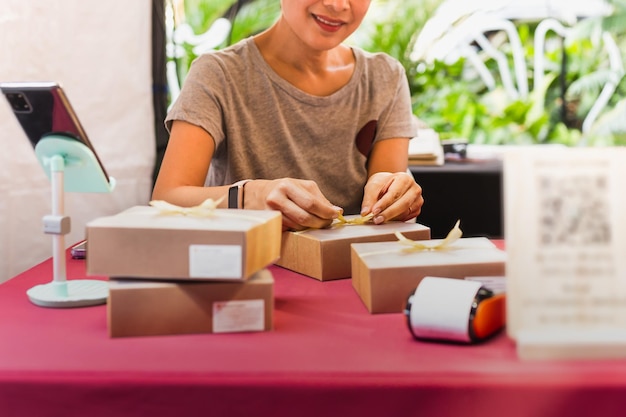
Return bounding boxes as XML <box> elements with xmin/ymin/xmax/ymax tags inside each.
<box><xmin>26</xmin><ymin>134</ymin><xmax>116</xmax><ymax>308</ymax></box>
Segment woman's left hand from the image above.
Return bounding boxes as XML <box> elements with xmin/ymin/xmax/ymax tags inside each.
<box><xmin>361</xmin><ymin>171</ymin><xmax>424</xmax><ymax>224</ymax></box>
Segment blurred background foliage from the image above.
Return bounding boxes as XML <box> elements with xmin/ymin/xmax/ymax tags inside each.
<box><xmin>169</xmin><ymin>0</ymin><xmax>626</xmax><ymax>146</ymax></box>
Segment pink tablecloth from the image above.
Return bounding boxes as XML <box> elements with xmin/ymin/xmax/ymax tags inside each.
<box><xmin>1</xmin><ymin>243</ymin><xmax>625</xmax><ymax>417</ymax></box>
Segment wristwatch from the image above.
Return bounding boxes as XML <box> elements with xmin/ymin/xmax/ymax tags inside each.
<box><xmin>228</xmin><ymin>179</ymin><xmax>252</xmax><ymax>209</ymax></box>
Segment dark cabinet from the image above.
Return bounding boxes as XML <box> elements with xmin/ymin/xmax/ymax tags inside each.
<box><xmin>410</xmin><ymin>160</ymin><xmax>503</xmax><ymax>239</ymax></box>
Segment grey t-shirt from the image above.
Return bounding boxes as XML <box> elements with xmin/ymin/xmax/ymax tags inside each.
<box><xmin>166</xmin><ymin>37</ymin><xmax>416</xmax><ymax>214</ymax></box>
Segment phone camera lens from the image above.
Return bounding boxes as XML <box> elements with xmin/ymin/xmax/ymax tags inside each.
<box><xmin>7</xmin><ymin>92</ymin><xmax>31</xmax><ymax>113</ymax></box>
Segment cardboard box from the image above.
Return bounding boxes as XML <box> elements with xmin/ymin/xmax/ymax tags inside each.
<box><xmin>275</xmin><ymin>218</ymin><xmax>431</xmax><ymax>281</ymax></box>
<box><xmin>86</xmin><ymin>206</ymin><xmax>282</xmax><ymax>280</ymax></box>
<box><xmin>351</xmin><ymin>237</ymin><xmax>506</xmax><ymax>313</ymax></box>
<box><xmin>108</xmin><ymin>268</ymin><xmax>274</xmax><ymax>337</ymax></box>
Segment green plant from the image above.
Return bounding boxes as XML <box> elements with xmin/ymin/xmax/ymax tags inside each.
<box><xmin>348</xmin><ymin>0</ymin><xmax>443</xmax><ymax>70</ymax></box>
<box><xmin>181</xmin><ymin>0</ymin><xmax>235</xmax><ymax>34</ymax></box>
<box><xmin>404</xmin><ymin>8</ymin><xmax>626</xmax><ymax>146</ymax></box>
<box><xmin>173</xmin><ymin>0</ymin><xmax>280</xmax><ymax>86</ymax></box>
<box><xmin>228</xmin><ymin>0</ymin><xmax>280</xmax><ymax>44</ymax></box>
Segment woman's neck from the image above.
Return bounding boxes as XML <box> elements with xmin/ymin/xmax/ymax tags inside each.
<box><xmin>253</xmin><ymin>21</ymin><xmax>355</xmax><ymax>97</ymax></box>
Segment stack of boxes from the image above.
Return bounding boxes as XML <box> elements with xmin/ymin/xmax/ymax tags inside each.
<box><xmin>276</xmin><ymin>214</ymin><xmax>431</xmax><ymax>281</ymax></box>
<box><xmin>86</xmin><ymin>205</ymin><xmax>282</xmax><ymax>337</ymax></box>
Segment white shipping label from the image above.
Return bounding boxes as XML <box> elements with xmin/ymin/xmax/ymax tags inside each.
<box><xmin>465</xmin><ymin>276</ymin><xmax>506</xmax><ymax>294</ymax></box>
<box><xmin>409</xmin><ymin>276</ymin><xmax>483</xmax><ymax>342</ymax></box>
<box><xmin>189</xmin><ymin>245</ymin><xmax>242</xmax><ymax>279</ymax></box>
<box><xmin>213</xmin><ymin>299</ymin><xmax>265</xmax><ymax>333</ymax></box>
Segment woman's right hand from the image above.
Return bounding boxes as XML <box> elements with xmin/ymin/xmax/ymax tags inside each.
<box><xmin>244</xmin><ymin>178</ymin><xmax>342</xmax><ymax>231</ymax></box>
<box><xmin>153</xmin><ymin>121</ymin><xmax>339</xmax><ymax>230</ymax></box>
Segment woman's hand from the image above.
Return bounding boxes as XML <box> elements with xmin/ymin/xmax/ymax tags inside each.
<box><xmin>244</xmin><ymin>178</ymin><xmax>342</xmax><ymax>231</ymax></box>
<box><xmin>361</xmin><ymin>171</ymin><xmax>423</xmax><ymax>224</ymax></box>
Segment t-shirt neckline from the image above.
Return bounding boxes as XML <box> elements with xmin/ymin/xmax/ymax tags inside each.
<box><xmin>245</xmin><ymin>37</ymin><xmax>362</xmax><ymax>104</ymax></box>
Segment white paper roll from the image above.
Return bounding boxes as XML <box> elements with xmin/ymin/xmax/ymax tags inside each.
<box><xmin>407</xmin><ymin>276</ymin><xmax>483</xmax><ymax>343</ymax></box>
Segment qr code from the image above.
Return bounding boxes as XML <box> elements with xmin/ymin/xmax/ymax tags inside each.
<box><xmin>538</xmin><ymin>174</ymin><xmax>611</xmax><ymax>246</ymax></box>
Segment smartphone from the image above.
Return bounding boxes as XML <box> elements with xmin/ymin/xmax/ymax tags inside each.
<box><xmin>70</xmin><ymin>240</ymin><xmax>87</xmax><ymax>259</ymax></box>
<box><xmin>0</xmin><ymin>81</ymin><xmax>110</xmax><ymax>182</ymax></box>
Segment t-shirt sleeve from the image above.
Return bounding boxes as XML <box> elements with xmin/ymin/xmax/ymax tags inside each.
<box><xmin>374</xmin><ymin>59</ymin><xmax>417</xmax><ymax>142</ymax></box>
<box><xmin>164</xmin><ymin>54</ymin><xmax>227</xmax><ymax>144</ymax></box>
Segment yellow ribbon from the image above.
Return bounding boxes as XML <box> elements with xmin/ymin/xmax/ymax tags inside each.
<box><xmin>292</xmin><ymin>212</ymin><xmax>374</xmax><ymax>234</ymax></box>
<box><xmin>149</xmin><ymin>197</ymin><xmax>224</xmax><ymax>217</ymax></box>
<box><xmin>334</xmin><ymin>213</ymin><xmax>374</xmax><ymax>226</ymax></box>
<box><xmin>148</xmin><ymin>197</ymin><xmax>269</xmax><ymax>223</ymax></box>
<box><xmin>394</xmin><ymin>219</ymin><xmax>462</xmax><ymax>252</ymax></box>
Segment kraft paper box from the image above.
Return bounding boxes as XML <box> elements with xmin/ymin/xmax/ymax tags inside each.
<box><xmin>351</xmin><ymin>237</ymin><xmax>506</xmax><ymax>313</ymax></box>
<box><xmin>275</xmin><ymin>218</ymin><xmax>431</xmax><ymax>281</ymax></box>
<box><xmin>108</xmin><ymin>268</ymin><xmax>274</xmax><ymax>338</ymax></box>
<box><xmin>86</xmin><ymin>206</ymin><xmax>282</xmax><ymax>280</ymax></box>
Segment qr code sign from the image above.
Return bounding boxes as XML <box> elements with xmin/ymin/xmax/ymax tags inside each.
<box><xmin>538</xmin><ymin>174</ymin><xmax>611</xmax><ymax>246</ymax></box>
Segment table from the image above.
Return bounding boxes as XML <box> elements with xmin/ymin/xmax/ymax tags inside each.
<box><xmin>410</xmin><ymin>159</ymin><xmax>503</xmax><ymax>239</ymax></box>
<box><xmin>2</xmin><ymin>246</ymin><xmax>626</xmax><ymax>417</ymax></box>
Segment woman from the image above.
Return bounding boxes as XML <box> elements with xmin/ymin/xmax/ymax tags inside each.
<box><xmin>153</xmin><ymin>0</ymin><xmax>423</xmax><ymax>230</ymax></box>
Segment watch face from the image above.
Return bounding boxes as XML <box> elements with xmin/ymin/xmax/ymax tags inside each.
<box><xmin>228</xmin><ymin>180</ymin><xmax>251</xmax><ymax>209</ymax></box>
<box><xmin>228</xmin><ymin>185</ymin><xmax>239</xmax><ymax>208</ymax></box>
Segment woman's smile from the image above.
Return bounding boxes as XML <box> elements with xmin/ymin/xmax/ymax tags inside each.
<box><xmin>312</xmin><ymin>13</ymin><xmax>345</xmax><ymax>33</ymax></box>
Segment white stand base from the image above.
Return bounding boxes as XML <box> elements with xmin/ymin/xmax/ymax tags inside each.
<box><xmin>27</xmin><ymin>280</ymin><xmax>108</xmax><ymax>308</ymax></box>
<box><xmin>28</xmin><ymin>136</ymin><xmax>115</xmax><ymax>309</ymax></box>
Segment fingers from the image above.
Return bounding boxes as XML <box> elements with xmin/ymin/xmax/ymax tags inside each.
<box><xmin>362</xmin><ymin>172</ymin><xmax>423</xmax><ymax>224</ymax></box>
<box><xmin>360</xmin><ymin>172</ymin><xmax>392</xmax><ymax>215</ymax></box>
<box><xmin>263</xmin><ymin>179</ymin><xmax>341</xmax><ymax>230</ymax></box>
<box><xmin>397</xmin><ymin>193</ymin><xmax>424</xmax><ymax>222</ymax></box>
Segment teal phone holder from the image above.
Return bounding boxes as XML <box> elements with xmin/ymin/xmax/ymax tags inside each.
<box><xmin>26</xmin><ymin>134</ymin><xmax>116</xmax><ymax>308</ymax></box>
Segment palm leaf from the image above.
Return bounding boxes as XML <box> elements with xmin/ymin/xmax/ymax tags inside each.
<box><xmin>229</xmin><ymin>0</ymin><xmax>280</xmax><ymax>44</ymax></box>
<box><xmin>589</xmin><ymin>98</ymin><xmax>626</xmax><ymax>137</ymax></box>
<box><xmin>566</xmin><ymin>70</ymin><xmax>617</xmax><ymax>99</ymax></box>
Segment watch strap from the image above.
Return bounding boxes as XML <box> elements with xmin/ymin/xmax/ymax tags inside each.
<box><xmin>228</xmin><ymin>179</ymin><xmax>252</xmax><ymax>209</ymax></box>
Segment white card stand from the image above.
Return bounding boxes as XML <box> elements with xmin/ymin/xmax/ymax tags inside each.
<box><xmin>26</xmin><ymin>135</ymin><xmax>116</xmax><ymax>308</ymax></box>
<box><xmin>504</xmin><ymin>146</ymin><xmax>626</xmax><ymax>360</ymax></box>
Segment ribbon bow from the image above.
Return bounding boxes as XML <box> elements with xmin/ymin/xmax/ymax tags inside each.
<box><xmin>334</xmin><ymin>213</ymin><xmax>374</xmax><ymax>226</ymax></box>
<box><xmin>149</xmin><ymin>197</ymin><xmax>224</xmax><ymax>217</ymax></box>
<box><xmin>395</xmin><ymin>220</ymin><xmax>462</xmax><ymax>252</ymax></box>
